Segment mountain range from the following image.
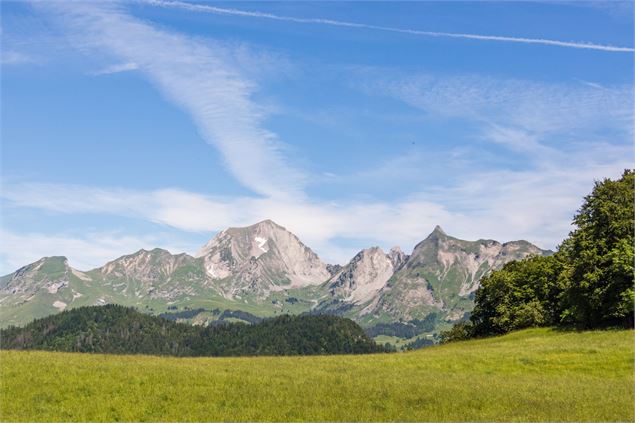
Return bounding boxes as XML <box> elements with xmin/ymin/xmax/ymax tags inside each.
<box><xmin>0</xmin><ymin>220</ymin><xmax>549</xmax><ymax>338</ymax></box>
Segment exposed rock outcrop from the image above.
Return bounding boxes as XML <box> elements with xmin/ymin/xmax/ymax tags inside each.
<box><xmin>195</xmin><ymin>220</ymin><xmax>331</xmax><ymax>299</ymax></box>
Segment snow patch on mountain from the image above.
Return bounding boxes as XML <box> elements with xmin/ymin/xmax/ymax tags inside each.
<box><xmin>254</xmin><ymin>237</ymin><xmax>268</xmax><ymax>253</ymax></box>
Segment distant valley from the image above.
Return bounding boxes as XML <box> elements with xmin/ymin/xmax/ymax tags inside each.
<box><xmin>0</xmin><ymin>220</ymin><xmax>549</xmax><ymax>342</ymax></box>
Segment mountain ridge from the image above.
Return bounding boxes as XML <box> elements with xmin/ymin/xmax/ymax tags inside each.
<box><xmin>0</xmin><ymin>220</ymin><xmax>551</xmax><ymax>335</ymax></box>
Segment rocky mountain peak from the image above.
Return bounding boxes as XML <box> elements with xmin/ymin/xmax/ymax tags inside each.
<box><xmin>9</xmin><ymin>256</ymin><xmax>68</xmax><ymax>277</ymax></box>
<box><xmin>196</xmin><ymin>220</ymin><xmax>289</xmax><ymax>259</ymax></box>
<box><xmin>434</xmin><ymin>225</ymin><xmax>446</xmax><ymax>234</ymax></box>
<box><xmin>232</xmin><ymin>219</ymin><xmax>287</xmax><ymax>235</ymax></box>
<box><xmin>429</xmin><ymin>225</ymin><xmax>447</xmax><ymax>238</ymax></box>
<box><xmin>373</xmin><ymin>229</ymin><xmax>552</xmax><ymax>321</ymax></box>
<box><xmin>408</xmin><ymin>228</ymin><xmax>446</xmax><ymax>264</ymax></box>
<box><xmin>134</xmin><ymin>248</ymin><xmax>170</xmax><ymax>257</ymax></box>
<box><xmin>98</xmin><ymin>248</ymin><xmax>196</xmax><ymax>283</ymax></box>
<box><xmin>327</xmin><ymin>247</ymin><xmax>395</xmax><ymax>304</ymax></box>
<box><xmin>251</xmin><ymin>218</ymin><xmax>281</xmax><ymax>229</ymax></box>
<box><xmin>194</xmin><ymin>220</ymin><xmax>330</xmax><ymax>298</ymax></box>
<box><xmin>388</xmin><ymin>246</ymin><xmax>408</xmax><ymax>270</ymax></box>
<box><xmin>0</xmin><ymin>256</ymin><xmax>72</xmax><ymax>297</ymax></box>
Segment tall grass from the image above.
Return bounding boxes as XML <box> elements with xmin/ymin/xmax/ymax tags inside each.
<box><xmin>1</xmin><ymin>328</ymin><xmax>633</xmax><ymax>422</ymax></box>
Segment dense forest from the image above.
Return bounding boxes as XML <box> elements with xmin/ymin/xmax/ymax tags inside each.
<box><xmin>442</xmin><ymin>170</ymin><xmax>634</xmax><ymax>342</ymax></box>
<box><xmin>365</xmin><ymin>313</ymin><xmax>438</xmax><ymax>338</ymax></box>
<box><xmin>0</xmin><ymin>305</ymin><xmax>387</xmax><ymax>356</ymax></box>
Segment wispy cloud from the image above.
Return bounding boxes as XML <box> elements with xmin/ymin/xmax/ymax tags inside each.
<box><xmin>3</xmin><ymin>153</ymin><xmax>630</xmax><ymax>269</ymax></box>
<box><xmin>91</xmin><ymin>61</ymin><xmax>138</xmax><ymax>75</ymax></box>
<box><xmin>145</xmin><ymin>0</ymin><xmax>635</xmax><ymax>53</ymax></box>
<box><xmin>357</xmin><ymin>71</ymin><xmax>633</xmax><ymax>182</ymax></box>
<box><xmin>360</xmin><ymin>73</ymin><xmax>634</xmax><ymax>179</ymax></box>
<box><xmin>0</xmin><ymin>182</ymin><xmax>449</xmax><ymax>267</ymax></box>
<box><xmin>370</xmin><ymin>74</ymin><xmax>634</xmax><ymax>136</ymax></box>
<box><xmin>566</xmin><ymin>0</ymin><xmax>634</xmax><ymax>21</ymax></box>
<box><xmin>1</xmin><ymin>50</ymin><xmax>38</xmax><ymax>65</ymax></box>
<box><xmin>34</xmin><ymin>1</ymin><xmax>305</xmax><ymax>199</ymax></box>
<box><xmin>0</xmin><ymin>229</ymin><xmax>198</xmax><ymax>272</ymax></box>
<box><xmin>5</xmin><ymin>1</ymin><xmax>632</xmax><ymax>274</ymax></box>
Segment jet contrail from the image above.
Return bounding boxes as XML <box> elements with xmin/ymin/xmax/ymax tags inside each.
<box><xmin>144</xmin><ymin>0</ymin><xmax>634</xmax><ymax>53</ymax></box>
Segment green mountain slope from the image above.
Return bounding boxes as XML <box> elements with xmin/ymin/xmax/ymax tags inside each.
<box><xmin>0</xmin><ymin>256</ymin><xmax>102</xmax><ymax>326</ymax></box>
<box><xmin>364</xmin><ymin>226</ymin><xmax>550</xmax><ymax>323</ymax></box>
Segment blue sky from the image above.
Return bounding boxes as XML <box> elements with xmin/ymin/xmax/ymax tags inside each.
<box><xmin>1</xmin><ymin>0</ymin><xmax>633</xmax><ymax>272</ymax></box>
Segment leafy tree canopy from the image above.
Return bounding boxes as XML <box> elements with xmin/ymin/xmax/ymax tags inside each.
<box><xmin>443</xmin><ymin>170</ymin><xmax>634</xmax><ymax>342</ymax></box>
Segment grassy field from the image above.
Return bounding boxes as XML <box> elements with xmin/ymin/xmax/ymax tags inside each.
<box><xmin>1</xmin><ymin>328</ymin><xmax>633</xmax><ymax>422</ymax></box>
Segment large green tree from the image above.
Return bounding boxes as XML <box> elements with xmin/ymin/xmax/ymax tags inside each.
<box><xmin>443</xmin><ymin>170</ymin><xmax>634</xmax><ymax>342</ymax></box>
<box><xmin>561</xmin><ymin>169</ymin><xmax>634</xmax><ymax>328</ymax></box>
<box><xmin>469</xmin><ymin>253</ymin><xmax>568</xmax><ymax>336</ymax></box>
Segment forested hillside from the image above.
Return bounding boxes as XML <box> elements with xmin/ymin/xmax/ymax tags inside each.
<box><xmin>0</xmin><ymin>305</ymin><xmax>386</xmax><ymax>356</ymax></box>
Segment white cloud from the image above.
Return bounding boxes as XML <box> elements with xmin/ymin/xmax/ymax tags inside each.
<box><xmin>3</xmin><ymin>158</ymin><xmax>630</xmax><ymax>269</ymax></box>
<box><xmin>567</xmin><ymin>1</ymin><xmax>634</xmax><ymax>20</ymax></box>
<box><xmin>145</xmin><ymin>0</ymin><xmax>635</xmax><ymax>53</ymax></box>
<box><xmin>574</xmin><ymin>79</ymin><xmax>606</xmax><ymax>90</ymax></box>
<box><xmin>3</xmin><ymin>67</ymin><xmax>632</xmax><ymax>265</ymax></box>
<box><xmin>1</xmin><ymin>50</ymin><xmax>38</xmax><ymax>65</ymax></box>
<box><xmin>0</xmin><ymin>229</ymin><xmax>197</xmax><ymax>273</ymax></box>
<box><xmin>34</xmin><ymin>1</ymin><xmax>305</xmax><ymax>199</ymax></box>
<box><xmin>91</xmin><ymin>61</ymin><xmax>138</xmax><ymax>75</ymax></box>
<box><xmin>371</xmin><ymin>74</ymin><xmax>633</xmax><ymax>137</ymax></box>
<box><xmin>5</xmin><ymin>2</ymin><xmax>631</xmax><ymax>274</ymax></box>
<box><xmin>355</xmin><ymin>73</ymin><xmax>633</xmax><ymax>185</ymax></box>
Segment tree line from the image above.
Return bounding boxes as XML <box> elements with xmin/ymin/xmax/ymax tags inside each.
<box><xmin>442</xmin><ymin>170</ymin><xmax>634</xmax><ymax>342</ymax></box>
<box><xmin>0</xmin><ymin>304</ymin><xmax>387</xmax><ymax>356</ymax></box>
<box><xmin>365</xmin><ymin>313</ymin><xmax>438</xmax><ymax>338</ymax></box>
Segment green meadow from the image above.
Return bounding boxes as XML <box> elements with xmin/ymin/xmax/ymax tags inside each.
<box><xmin>1</xmin><ymin>328</ymin><xmax>633</xmax><ymax>422</ymax></box>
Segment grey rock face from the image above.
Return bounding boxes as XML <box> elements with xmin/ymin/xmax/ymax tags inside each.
<box><xmin>387</xmin><ymin>246</ymin><xmax>408</xmax><ymax>270</ymax></box>
<box><xmin>327</xmin><ymin>247</ymin><xmax>395</xmax><ymax>304</ymax></box>
<box><xmin>195</xmin><ymin>220</ymin><xmax>331</xmax><ymax>299</ymax></box>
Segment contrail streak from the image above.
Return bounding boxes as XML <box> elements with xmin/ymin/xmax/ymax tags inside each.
<box><xmin>144</xmin><ymin>0</ymin><xmax>634</xmax><ymax>53</ymax></box>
